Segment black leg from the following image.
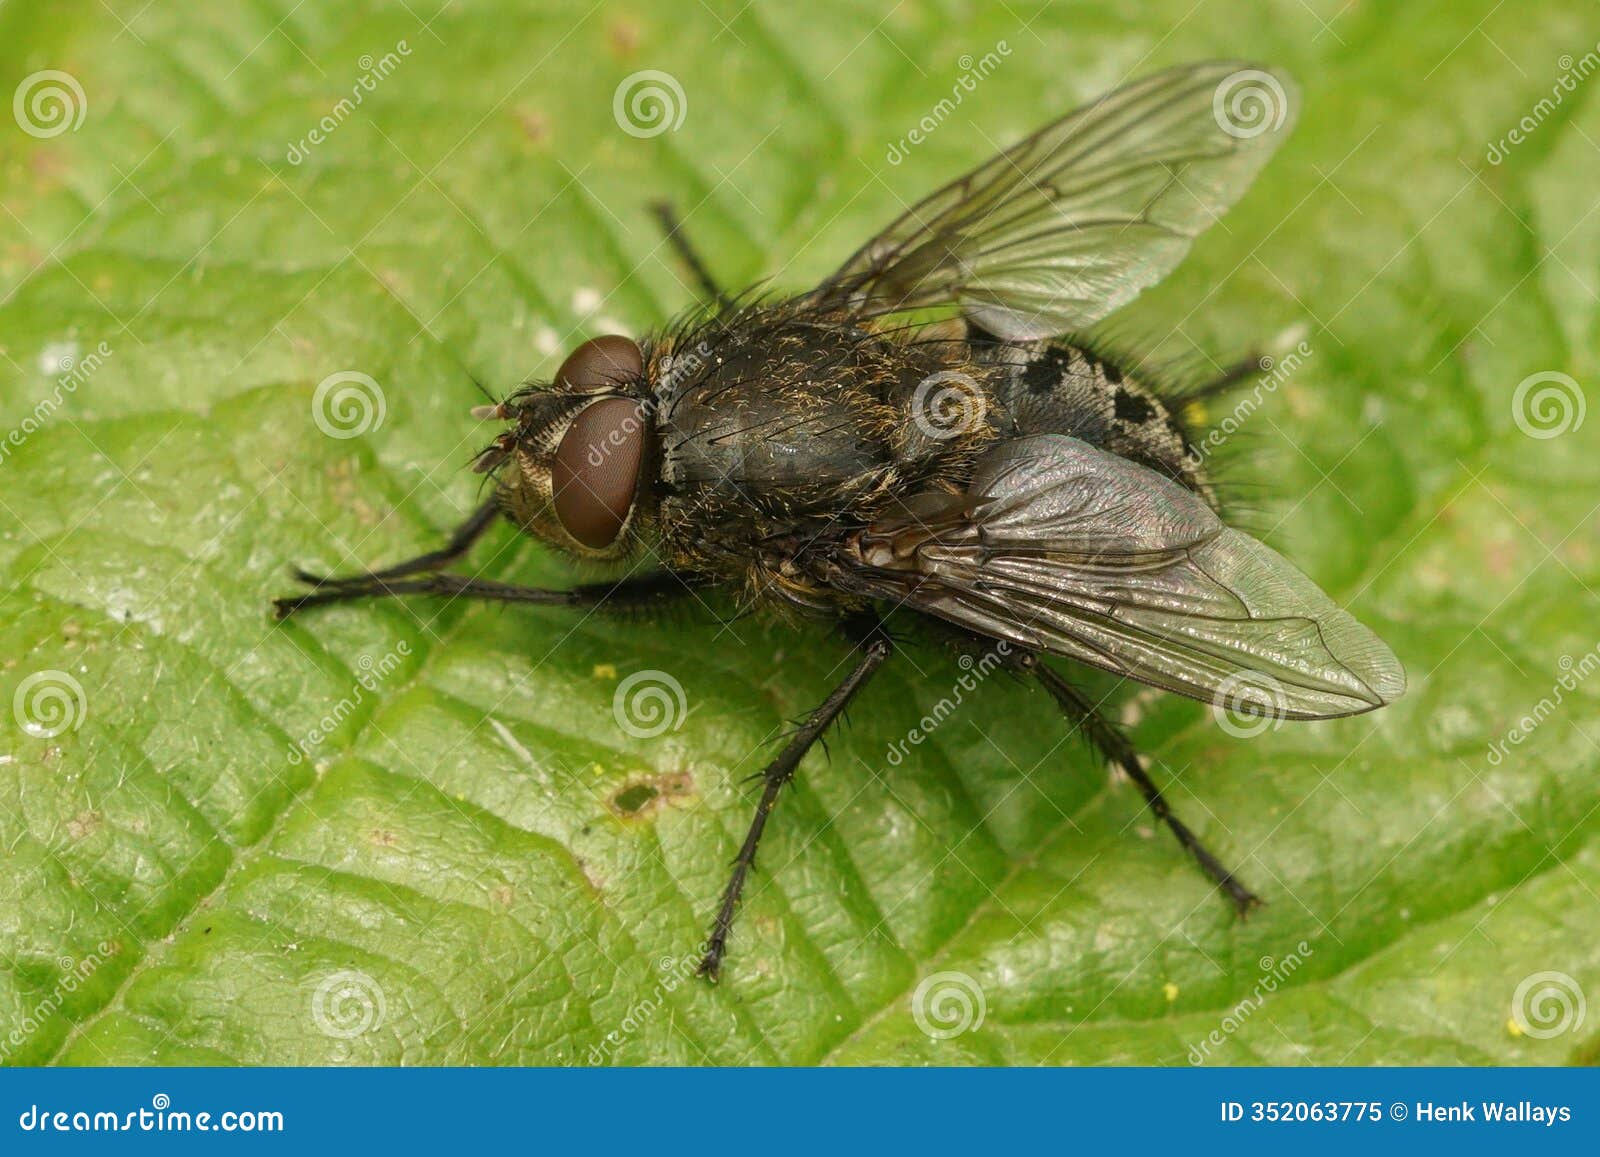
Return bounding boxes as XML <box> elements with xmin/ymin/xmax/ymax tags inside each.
<box><xmin>292</xmin><ymin>496</ymin><xmax>503</xmax><ymax>588</ymax></box>
<box><xmin>698</xmin><ymin>613</ymin><xmax>892</xmax><ymax>980</ymax></box>
<box><xmin>274</xmin><ymin>570</ymin><xmax>697</xmax><ymax>619</ymax></box>
<box><xmin>1025</xmin><ymin>655</ymin><xmax>1261</xmax><ymax>915</ymax></box>
<box><xmin>650</xmin><ymin>200</ymin><xmax>730</xmax><ymax>310</ymax></box>
<box><xmin>1192</xmin><ymin>353</ymin><xmax>1267</xmax><ymax>400</ymax></box>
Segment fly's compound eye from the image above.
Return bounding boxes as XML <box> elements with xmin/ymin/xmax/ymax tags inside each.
<box><xmin>551</xmin><ymin>397</ymin><xmax>647</xmax><ymax>549</ymax></box>
<box><xmin>554</xmin><ymin>334</ymin><xmax>643</xmax><ymax>390</ymax></box>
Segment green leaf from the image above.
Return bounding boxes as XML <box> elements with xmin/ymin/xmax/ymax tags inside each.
<box><xmin>3</xmin><ymin>0</ymin><xmax>1598</xmax><ymax>1066</ymax></box>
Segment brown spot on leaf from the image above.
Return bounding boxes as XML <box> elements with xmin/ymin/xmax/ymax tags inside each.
<box><xmin>608</xmin><ymin>770</ymin><xmax>695</xmax><ymax>818</ymax></box>
<box><xmin>29</xmin><ymin>150</ymin><xmax>66</xmax><ymax>181</ymax></box>
<box><xmin>611</xmin><ymin>783</ymin><xmax>658</xmax><ymax>814</ymax></box>
<box><xmin>66</xmin><ymin>810</ymin><xmax>100</xmax><ymax>840</ymax></box>
<box><xmin>576</xmin><ymin>857</ymin><xmax>606</xmax><ymax>892</ymax></box>
<box><xmin>322</xmin><ymin>458</ymin><xmax>384</xmax><ymax>526</ymax></box>
<box><xmin>607</xmin><ymin>19</ymin><xmax>640</xmax><ymax>57</ymax></box>
<box><xmin>515</xmin><ymin>108</ymin><xmax>549</xmax><ymax>146</ymax></box>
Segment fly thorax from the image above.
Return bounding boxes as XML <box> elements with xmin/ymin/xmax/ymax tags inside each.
<box><xmin>886</xmin><ymin>359</ymin><xmax>1006</xmax><ymax>479</ymax></box>
<box><xmin>654</xmin><ymin>326</ymin><xmax>899</xmax><ymax>518</ymax></box>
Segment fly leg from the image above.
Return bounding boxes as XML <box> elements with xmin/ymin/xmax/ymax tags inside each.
<box><xmin>1022</xmin><ymin>654</ymin><xmax>1262</xmax><ymax>915</ymax></box>
<box><xmin>650</xmin><ymin>200</ymin><xmax>731</xmax><ymax>310</ymax></box>
<box><xmin>1194</xmin><ymin>330</ymin><xmax>1313</xmax><ymax>399</ymax></box>
<box><xmin>1192</xmin><ymin>354</ymin><xmax>1268</xmax><ymax>400</ymax></box>
<box><xmin>289</xmin><ymin>495</ymin><xmax>503</xmax><ymax>588</ymax></box>
<box><xmin>273</xmin><ymin>570</ymin><xmax>699</xmax><ymax>618</ymax></box>
<box><xmin>698</xmin><ymin>612</ymin><xmax>893</xmax><ymax>980</ymax></box>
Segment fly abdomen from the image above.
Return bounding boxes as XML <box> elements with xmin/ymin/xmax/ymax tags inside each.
<box><xmin>986</xmin><ymin>340</ymin><xmax>1210</xmax><ymax>501</ymax></box>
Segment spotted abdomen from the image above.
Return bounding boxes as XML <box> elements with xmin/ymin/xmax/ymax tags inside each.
<box><xmin>984</xmin><ymin>341</ymin><xmax>1211</xmax><ymax>504</ymax></box>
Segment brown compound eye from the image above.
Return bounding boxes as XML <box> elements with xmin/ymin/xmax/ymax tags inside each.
<box><xmin>551</xmin><ymin>397</ymin><xmax>646</xmax><ymax>549</ymax></box>
<box><xmin>554</xmin><ymin>335</ymin><xmax>643</xmax><ymax>390</ymax></box>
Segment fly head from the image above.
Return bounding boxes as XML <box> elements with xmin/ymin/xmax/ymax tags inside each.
<box><xmin>473</xmin><ymin>334</ymin><xmax>655</xmax><ymax>559</ymax></box>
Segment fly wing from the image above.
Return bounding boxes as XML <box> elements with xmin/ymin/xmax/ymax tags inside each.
<box><xmin>835</xmin><ymin>435</ymin><xmax>1404</xmax><ymax>719</ymax></box>
<box><xmin>808</xmin><ymin>61</ymin><xmax>1296</xmax><ymax>341</ymax></box>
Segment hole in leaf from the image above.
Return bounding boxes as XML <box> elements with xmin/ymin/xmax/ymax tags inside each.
<box><xmin>607</xmin><ymin>771</ymin><xmax>695</xmax><ymax>819</ymax></box>
<box><xmin>612</xmin><ymin>783</ymin><xmax>659</xmax><ymax>814</ymax></box>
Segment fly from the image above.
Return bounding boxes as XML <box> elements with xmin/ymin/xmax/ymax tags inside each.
<box><xmin>274</xmin><ymin>61</ymin><xmax>1405</xmax><ymax>980</ymax></box>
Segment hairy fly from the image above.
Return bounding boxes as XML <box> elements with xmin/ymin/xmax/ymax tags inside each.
<box><xmin>275</xmin><ymin>61</ymin><xmax>1406</xmax><ymax>979</ymax></box>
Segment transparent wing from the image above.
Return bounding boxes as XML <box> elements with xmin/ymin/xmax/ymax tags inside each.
<box><xmin>809</xmin><ymin>61</ymin><xmax>1297</xmax><ymax>340</ymax></box>
<box><xmin>835</xmin><ymin>435</ymin><xmax>1405</xmax><ymax>719</ymax></box>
